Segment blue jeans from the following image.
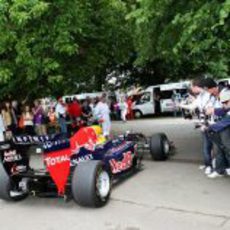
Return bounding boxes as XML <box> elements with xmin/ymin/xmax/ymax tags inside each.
<box><xmin>202</xmin><ymin>131</ymin><xmax>213</xmax><ymax>167</ymax></box>
<box><xmin>209</xmin><ymin>127</ymin><xmax>230</xmax><ymax>174</ymax></box>
<box><xmin>58</xmin><ymin>117</ymin><xmax>67</xmax><ymax>136</ymax></box>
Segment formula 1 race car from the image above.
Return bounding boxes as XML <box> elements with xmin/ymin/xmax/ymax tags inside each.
<box><xmin>0</xmin><ymin>126</ymin><xmax>172</xmax><ymax>207</ymax></box>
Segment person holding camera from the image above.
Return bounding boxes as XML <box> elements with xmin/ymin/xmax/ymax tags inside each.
<box><xmin>179</xmin><ymin>78</ymin><xmax>217</xmax><ymax>175</ymax></box>
<box><xmin>202</xmin><ymin>79</ymin><xmax>230</xmax><ymax>178</ymax></box>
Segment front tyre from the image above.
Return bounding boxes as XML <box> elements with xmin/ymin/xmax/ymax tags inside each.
<box><xmin>150</xmin><ymin>133</ymin><xmax>170</xmax><ymax>161</ymax></box>
<box><xmin>71</xmin><ymin>161</ymin><xmax>111</xmax><ymax>207</ymax></box>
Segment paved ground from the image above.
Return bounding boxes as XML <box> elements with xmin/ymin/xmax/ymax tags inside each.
<box><xmin>112</xmin><ymin>117</ymin><xmax>203</xmax><ymax>163</ymax></box>
<box><xmin>0</xmin><ymin>118</ymin><xmax>230</xmax><ymax>230</ymax></box>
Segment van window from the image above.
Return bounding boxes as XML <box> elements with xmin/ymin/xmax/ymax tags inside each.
<box><xmin>160</xmin><ymin>90</ymin><xmax>174</xmax><ymax>99</ymax></box>
<box><xmin>176</xmin><ymin>89</ymin><xmax>187</xmax><ymax>96</ymax></box>
<box><xmin>137</xmin><ymin>92</ymin><xmax>151</xmax><ymax>104</ymax></box>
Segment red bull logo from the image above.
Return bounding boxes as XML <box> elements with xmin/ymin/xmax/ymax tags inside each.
<box><xmin>109</xmin><ymin>151</ymin><xmax>133</xmax><ymax>174</ymax></box>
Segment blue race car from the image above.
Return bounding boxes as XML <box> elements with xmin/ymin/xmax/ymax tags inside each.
<box><xmin>0</xmin><ymin>126</ymin><xmax>171</xmax><ymax>207</ymax></box>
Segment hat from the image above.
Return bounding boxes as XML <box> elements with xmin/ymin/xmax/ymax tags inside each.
<box><xmin>201</xmin><ymin>78</ymin><xmax>217</xmax><ymax>89</ymax></box>
<box><xmin>219</xmin><ymin>89</ymin><xmax>230</xmax><ymax>103</ymax></box>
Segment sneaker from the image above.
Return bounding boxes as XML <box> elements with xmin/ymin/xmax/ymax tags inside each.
<box><xmin>199</xmin><ymin>165</ymin><xmax>206</xmax><ymax>170</ymax></box>
<box><xmin>225</xmin><ymin>168</ymin><xmax>230</xmax><ymax>176</ymax></box>
<box><xmin>204</xmin><ymin>166</ymin><xmax>212</xmax><ymax>175</ymax></box>
<box><xmin>207</xmin><ymin>171</ymin><xmax>224</xmax><ymax>179</ymax></box>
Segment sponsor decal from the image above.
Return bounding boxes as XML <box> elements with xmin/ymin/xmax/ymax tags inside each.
<box><xmin>70</xmin><ymin>127</ymin><xmax>98</xmax><ymax>154</ymax></box>
<box><xmin>4</xmin><ymin>150</ymin><xmax>22</xmax><ymax>162</ymax></box>
<box><xmin>13</xmin><ymin>135</ymin><xmax>52</xmax><ymax>145</ymax></box>
<box><xmin>43</xmin><ymin>139</ymin><xmax>69</xmax><ymax>152</ymax></box>
<box><xmin>44</xmin><ymin>154</ymin><xmax>70</xmax><ymax>167</ymax></box>
<box><xmin>109</xmin><ymin>151</ymin><xmax>133</xmax><ymax>174</ymax></box>
<box><xmin>108</xmin><ymin>142</ymin><xmax>130</xmax><ymax>154</ymax></box>
<box><xmin>11</xmin><ymin>165</ymin><xmax>27</xmax><ymax>174</ymax></box>
<box><xmin>71</xmin><ymin>154</ymin><xmax>93</xmax><ymax>166</ymax></box>
<box><xmin>44</xmin><ymin>148</ymin><xmax>71</xmax><ymax>195</ymax></box>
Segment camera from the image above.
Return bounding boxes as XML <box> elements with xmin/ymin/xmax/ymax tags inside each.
<box><xmin>194</xmin><ymin>111</ymin><xmax>209</xmax><ymax>129</ymax></box>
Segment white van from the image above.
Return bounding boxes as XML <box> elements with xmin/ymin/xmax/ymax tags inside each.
<box><xmin>217</xmin><ymin>78</ymin><xmax>230</xmax><ymax>87</ymax></box>
<box><xmin>132</xmin><ymin>81</ymin><xmax>190</xmax><ymax>118</ymax></box>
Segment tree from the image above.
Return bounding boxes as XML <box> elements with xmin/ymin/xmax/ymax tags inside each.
<box><xmin>0</xmin><ymin>0</ymin><xmax>133</xmax><ymax>100</ymax></box>
<box><xmin>127</xmin><ymin>0</ymin><xmax>230</xmax><ymax>79</ymax></box>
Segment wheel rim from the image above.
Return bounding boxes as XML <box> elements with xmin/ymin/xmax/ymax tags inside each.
<box><xmin>163</xmin><ymin>140</ymin><xmax>170</xmax><ymax>155</ymax></box>
<box><xmin>135</xmin><ymin>111</ymin><xmax>141</xmax><ymax>118</ymax></box>
<box><xmin>96</xmin><ymin>171</ymin><xmax>110</xmax><ymax>199</ymax></box>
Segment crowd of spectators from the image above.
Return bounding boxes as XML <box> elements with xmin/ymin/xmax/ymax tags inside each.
<box><xmin>0</xmin><ymin>97</ymin><xmax>89</xmax><ymax>140</ymax></box>
<box><xmin>0</xmin><ymin>92</ymin><xmax>135</xmax><ymax>141</ymax></box>
<box><xmin>110</xmin><ymin>96</ymin><xmax>134</xmax><ymax>122</ymax></box>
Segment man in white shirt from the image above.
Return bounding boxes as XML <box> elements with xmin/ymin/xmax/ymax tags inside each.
<box><xmin>180</xmin><ymin>78</ymin><xmax>216</xmax><ymax>175</ymax></box>
<box><xmin>180</xmin><ymin>83</ymin><xmax>215</xmax><ymax>112</ymax></box>
<box><xmin>94</xmin><ymin>94</ymin><xmax>111</xmax><ymax>138</ymax></box>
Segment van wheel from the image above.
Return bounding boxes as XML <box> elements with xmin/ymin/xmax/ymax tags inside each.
<box><xmin>134</xmin><ymin>110</ymin><xmax>142</xmax><ymax>119</ymax></box>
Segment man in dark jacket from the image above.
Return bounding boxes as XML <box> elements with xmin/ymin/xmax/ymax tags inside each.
<box><xmin>206</xmin><ymin>89</ymin><xmax>230</xmax><ymax>178</ymax></box>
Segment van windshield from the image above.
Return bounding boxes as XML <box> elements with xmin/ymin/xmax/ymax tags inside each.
<box><xmin>137</xmin><ymin>92</ymin><xmax>151</xmax><ymax>104</ymax></box>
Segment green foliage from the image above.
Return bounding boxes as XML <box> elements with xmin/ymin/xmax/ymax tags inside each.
<box><xmin>1</xmin><ymin>0</ymin><xmax>229</xmax><ymax>99</ymax></box>
<box><xmin>128</xmin><ymin>0</ymin><xmax>230</xmax><ymax>79</ymax></box>
<box><xmin>0</xmin><ymin>0</ymin><xmax>132</xmax><ymax>100</ymax></box>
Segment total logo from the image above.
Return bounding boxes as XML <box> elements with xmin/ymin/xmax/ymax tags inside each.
<box><xmin>109</xmin><ymin>151</ymin><xmax>133</xmax><ymax>174</ymax></box>
<box><xmin>44</xmin><ymin>155</ymin><xmax>70</xmax><ymax>167</ymax></box>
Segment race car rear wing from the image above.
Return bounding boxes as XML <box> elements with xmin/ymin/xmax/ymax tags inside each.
<box><xmin>0</xmin><ymin>134</ymin><xmax>70</xmax><ymax>155</ymax></box>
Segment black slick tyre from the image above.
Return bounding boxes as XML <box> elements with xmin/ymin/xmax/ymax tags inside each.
<box><xmin>71</xmin><ymin>161</ymin><xmax>111</xmax><ymax>207</ymax></box>
<box><xmin>150</xmin><ymin>133</ymin><xmax>170</xmax><ymax>161</ymax></box>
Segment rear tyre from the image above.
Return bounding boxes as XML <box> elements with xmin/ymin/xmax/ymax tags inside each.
<box><xmin>150</xmin><ymin>133</ymin><xmax>170</xmax><ymax>161</ymax></box>
<box><xmin>71</xmin><ymin>161</ymin><xmax>111</xmax><ymax>207</ymax></box>
<box><xmin>0</xmin><ymin>162</ymin><xmax>28</xmax><ymax>201</ymax></box>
